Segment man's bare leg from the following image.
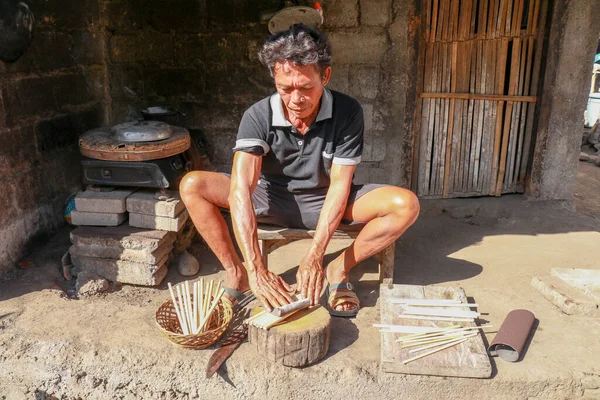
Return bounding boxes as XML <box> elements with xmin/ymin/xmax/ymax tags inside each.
<box><xmin>325</xmin><ymin>186</ymin><xmax>420</xmax><ymax>311</ymax></box>
<box><xmin>179</xmin><ymin>171</ymin><xmax>249</xmax><ymax>294</ymax></box>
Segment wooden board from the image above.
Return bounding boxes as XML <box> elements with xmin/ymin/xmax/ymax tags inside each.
<box><xmin>79</xmin><ymin>126</ymin><xmax>190</xmax><ymax>161</ymax></box>
<box><xmin>380</xmin><ymin>284</ymin><xmax>492</xmax><ymax>378</ymax></box>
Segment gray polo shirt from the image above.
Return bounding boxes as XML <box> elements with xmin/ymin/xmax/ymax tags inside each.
<box><xmin>233</xmin><ymin>88</ymin><xmax>363</xmax><ymax>194</ymax></box>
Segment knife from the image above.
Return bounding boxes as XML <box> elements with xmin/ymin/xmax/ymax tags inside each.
<box><xmin>205</xmin><ymin>293</ymin><xmax>255</xmax><ymax>378</ymax></box>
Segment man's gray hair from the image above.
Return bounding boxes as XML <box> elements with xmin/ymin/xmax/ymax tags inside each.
<box><xmin>258</xmin><ymin>24</ymin><xmax>332</xmax><ymax>77</ymax></box>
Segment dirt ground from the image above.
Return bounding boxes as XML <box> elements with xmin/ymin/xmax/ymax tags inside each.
<box><xmin>2</xmin><ymin>162</ymin><xmax>600</xmax><ymax>399</ymax></box>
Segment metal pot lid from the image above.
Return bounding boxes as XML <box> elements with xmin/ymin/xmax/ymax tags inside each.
<box><xmin>141</xmin><ymin>106</ymin><xmax>178</xmax><ymax>117</ymax></box>
<box><xmin>111</xmin><ymin>120</ymin><xmax>173</xmax><ymax>142</ymax></box>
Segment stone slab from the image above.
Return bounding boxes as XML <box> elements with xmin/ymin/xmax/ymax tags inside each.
<box><xmin>531</xmin><ymin>275</ymin><xmax>600</xmax><ymax>316</ymax></box>
<box><xmin>70</xmin><ymin>225</ymin><xmax>177</xmax><ymax>252</ymax></box>
<box><xmin>126</xmin><ymin>190</ymin><xmax>185</xmax><ymax>218</ymax></box>
<box><xmin>129</xmin><ymin>209</ymin><xmax>189</xmax><ymax>232</ymax></box>
<box><xmin>70</xmin><ymin>250</ymin><xmax>169</xmax><ymax>286</ymax></box>
<box><xmin>71</xmin><ymin>210</ymin><xmax>127</xmax><ymax>227</ymax></box>
<box><xmin>75</xmin><ymin>188</ymin><xmax>137</xmax><ymax>213</ymax></box>
<box><xmin>70</xmin><ymin>242</ymin><xmax>173</xmax><ymax>265</ymax></box>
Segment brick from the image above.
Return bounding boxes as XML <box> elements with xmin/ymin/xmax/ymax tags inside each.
<box><xmin>203</xmin><ymin>65</ymin><xmax>273</xmax><ymax>105</ymax></box>
<box><xmin>70</xmin><ymin>225</ymin><xmax>177</xmax><ymax>252</ymax></box>
<box><xmin>70</xmin><ymin>250</ymin><xmax>169</xmax><ymax>286</ymax></box>
<box><xmin>324</xmin><ymin>0</ymin><xmax>359</xmax><ymax>28</ymax></box>
<box><xmin>109</xmin><ymin>33</ymin><xmax>202</xmax><ymax>67</ymax></box>
<box><xmin>3</xmin><ymin>72</ymin><xmax>102</xmax><ymax>126</ymax></box>
<box><xmin>180</xmin><ymin>103</ymin><xmax>247</xmax><ymax>131</ymax></box>
<box><xmin>36</xmin><ymin>105</ymin><xmax>105</xmax><ymax>154</ymax></box>
<box><xmin>70</xmin><ymin>242</ymin><xmax>173</xmax><ymax>265</ymax></box>
<box><xmin>144</xmin><ymin>0</ymin><xmax>207</xmax><ymax>33</ymax></box>
<box><xmin>0</xmin><ymin>125</ymin><xmax>38</xmax><ymax>172</ymax></box>
<box><xmin>71</xmin><ymin>210</ymin><xmax>127</xmax><ymax>227</ymax></box>
<box><xmin>75</xmin><ymin>188</ymin><xmax>137</xmax><ymax>213</ymax></box>
<box><xmin>129</xmin><ymin>209</ymin><xmax>189</xmax><ymax>232</ymax></box>
<box><xmin>327</xmin><ymin>65</ymin><xmax>350</xmax><ymax>94</ymax></box>
<box><xmin>205</xmin><ymin>0</ymin><xmax>276</xmax><ymax>32</ymax></box>
<box><xmin>105</xmin><ymin>0</ymin><xmax>145</xmax><ymax>32</ymax></box>
<box><xmin>143</xmin><ymin>68</ymin><xmax>206</xmax><ymax>102</ymax></box>
<box><xmin>361</xmin><ymin>0</ymin><xmax>392</xmax><ymax>26</ymax></box>
<box><xmin>126</xmin><ymin>190</ymin><xmax>185</xmax><ymax>218</ymax></box>
<box><xmin>349</xmin><ymin>66</ymin><xmax>380</xmax><ymax>100</ymax></box>
<box><xmin>34</xmin><ymin>0</ymin><xmax>100</xmax><ymax>30</ymax></box>
<box><xmin>328</xmin><ymin>30</ymin><xmax>389</xmax><ymax>64</ymax></box>
<box><xmin>109</xmin><ymin>66</ymin><xmax>144</xmax><ymax>100</ymax></box>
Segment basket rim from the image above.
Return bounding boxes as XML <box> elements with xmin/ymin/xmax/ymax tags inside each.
<box><xmin>155</xmin><ymin>297</ymin><xmax>232</xmax><ymax>338</ymax></box>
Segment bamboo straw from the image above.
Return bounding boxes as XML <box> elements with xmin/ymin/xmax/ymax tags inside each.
<box><xmin>402</xmin><ymin>334</ymin><xmax>466</xmax><ymax>348</ymax></box>
<box><xmin>397</xmin><ymin>315</ymin><xmax>475</xmax><ymax>322</ymax></box>
<box><xmin>168</xmin><ymin>283</ymin><xmax>186</xmax><ymax>335</ymax></box>
<box><xmin>397</xmin><ymin>325</ymin><xmax>492</xmax><ymax>342</ymax></box>
<box><xmin>175</xmin><ymin>285</ymin><xmax>190</xmax><ymax>335</ymax></box>
<box><xmin>408</xmin><ymin>332</ymin><xmax>478</xmax><ymax>354</ymax></box>
<box><xmin>390</xmin><ymin>299</ymin><xmax>462</xmax><ymax>305</ymax></box>
<box><xmin>402</xmin><ymin>335</ymin><xmax>473</xmax><ymax>364</ymax></box>
<box><xmin>401</xmin><ymin>306</ymin><xmax>481</xmax><ymax>318</ymax></box>
<box><xmin>392</xmin><ymin>325</ymin><xmax>462</xmax><ymax>338</ymax></box>
<box><xmin>196</xmin><ymin>287</ymin><xmax>225</xmax><ymax>334</ymax></box>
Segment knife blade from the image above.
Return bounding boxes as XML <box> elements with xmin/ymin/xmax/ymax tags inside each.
<box><xmin>205</xmin><ymin>293</ymin><xmax>256</xmax><ymax>378</ymax></box>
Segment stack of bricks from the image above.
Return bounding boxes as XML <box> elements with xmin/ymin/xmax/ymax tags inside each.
<box><xmin>126</xmin><ymin>191</ymin><xmax>189</xmax><ymax>232</ymax></box>
<box><xmin>69</xmin><ymin>225</ymin><xmax>176</xmax><ymax>286</ymax></box>
<box><xmin>71</xmin><ymin>188</ymin><xmax>136</xmax><ymax>226</ymax></box>
<box><xmin>69</xmin><ymin>189</ymin><xmax>194</xmax><ymax>286</ymax></box>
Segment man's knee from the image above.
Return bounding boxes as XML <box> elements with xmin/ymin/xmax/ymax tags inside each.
<box><xmin>390</xmin><ymin>188</ymin><xmax>420</xmax><ymax>222</ymax></box>
<box><xmin>179</xmin><ymin>171</ymin><xmax>208</xmax><ymax>201</ymax></box>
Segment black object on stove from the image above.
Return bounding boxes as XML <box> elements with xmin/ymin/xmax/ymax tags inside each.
<box><xmin>81</xmin><ymin>154</ymin><xmax>188</xmax><ymax>189</ymax></box>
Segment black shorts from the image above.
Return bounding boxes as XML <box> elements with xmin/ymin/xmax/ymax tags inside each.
<box><xmin>222</xmin><ymin>173</ymin><xmax>386</xmax><ymax>230</ymax></box>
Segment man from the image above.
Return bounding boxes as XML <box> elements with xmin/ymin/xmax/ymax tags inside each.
<box><xmin>180</xmin><ymin>24</ymin><xmax>419</xmax><ymax>317</ymax></box>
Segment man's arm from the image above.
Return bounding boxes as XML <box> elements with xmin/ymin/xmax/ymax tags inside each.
<box><xmin>229</xmin><ymin>151</ymin><xmax>294</xmax><ymax>310</ymax></box>
<box><xmin>297</xmin><ymin>163</ymin><xmax>356</xmax><ymax>304</ymax></box>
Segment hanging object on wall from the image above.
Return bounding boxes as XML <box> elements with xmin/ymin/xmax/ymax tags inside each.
<box><xmin>268</xmin><ymin>1</ymin><xmax>323</xmax><ymax>35</ymax></box>
<box><xmin>0</xmin><ymin>0</ymin><xmax>34</xmax><ymax>63</ymax></box>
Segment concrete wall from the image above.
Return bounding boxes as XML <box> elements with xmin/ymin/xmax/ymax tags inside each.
<box><xmin>106</xmin><ymin>0</ymin><xmax>414</xmax><ymax>183</ymax></box>
<box><xmin>0</xmin><ymin>0</ymin><xmax>108</xmax><ymax>275</ymax></box>
<box><xmin>527</xmin><ymin>1</ymin><xmax>600</xmax><ymax>200</ymax></box>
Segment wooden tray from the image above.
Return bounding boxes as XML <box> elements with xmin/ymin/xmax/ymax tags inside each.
<box><xmin>380</xmin><ymin>284</ymin><xmax>492</xmax><ymax>378</ymax></box>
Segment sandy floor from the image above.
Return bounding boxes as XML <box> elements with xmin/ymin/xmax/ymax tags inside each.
<box><xmin>1</xmin><ymin>163</ymin><xmax>600</xmax><ymax>399</ymax></box>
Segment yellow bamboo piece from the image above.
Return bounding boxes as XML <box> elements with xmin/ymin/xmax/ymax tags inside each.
<box><xmin>401</xmin><ymin>334</ymin><xmax>466</xmax><ymax>348</ymax></box>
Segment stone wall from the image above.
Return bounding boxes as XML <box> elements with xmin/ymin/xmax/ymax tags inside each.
<box><xmin>106</xmin><ymin>0</ymin><xmax>414</xmax><ymax>181</ymax></box>
<box><xmin>0</xmin><ymin>0</ymin><xmax>108</xmax><ymax>275</ymax></box>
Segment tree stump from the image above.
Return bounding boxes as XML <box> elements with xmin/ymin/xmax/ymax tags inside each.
<box><xmin>248</xmin><ymin>305</ymin><xmax>331</xmax><ymax>367</ymax></box>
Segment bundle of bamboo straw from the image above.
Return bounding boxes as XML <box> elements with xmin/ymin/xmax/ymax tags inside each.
<box><xmin>167</xmin><ymin>279</ymin><xmax>225</xmax><ymax>335</ymax></box>
<box><xmin>394</xmin><ymin>325</ymin><xmax>491</xmax><ymax>364</ymax></box>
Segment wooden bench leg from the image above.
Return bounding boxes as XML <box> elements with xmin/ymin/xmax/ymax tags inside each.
<box><xmin>259</xmin><ymin>239</ymin><xmax>293</xmax><ymax>270</ymax></box>
<box><xmin>378</xmin><ymin>243</ymin><xmax>395</xmax><ymax>289</ymax></box>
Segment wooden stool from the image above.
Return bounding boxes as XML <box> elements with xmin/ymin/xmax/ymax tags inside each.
<box><xmin>256</xmin><ymin>224</ymin><xmax>395</xmax><ymax>288</ymax></box>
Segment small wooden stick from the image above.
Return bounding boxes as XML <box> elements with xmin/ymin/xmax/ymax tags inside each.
<box><xmin>403</xmin><ymin>335</ymin><xmax>473</xmax><ymax>364</ymax></box>
<box><xmin>168</xmin><ymin>283</ymin><xmax>186</xmax><ymax>334</ymax></box>
<box><xmin>246</xmin><ymin>311</ymin><xmax>267</xmax><ymax>323</ymax></box>
<box><xmin>398</xmin><ymin>325</ymin><xmax>492</xmax><ymax>342</ymax></box>
<box><xmin>395</xmin><ymin>325</ymin><xmax>462</xmax><ymax>338</ymax></box>
<box><xmin>390</xmin><ymin>299</ymin><xmax>461</xmax><ymax>305</ymax></box>
<box><xmin>184</xmin><ymin>281</ymin><xmax>194</xmax><ymax>332</ymax></box>
<box><xmin>402</xmin><ymin>306</ymin><xmax>481</xmax><ymax>318</ymax></box>
<box><xmin>408</xmin><ymin>332</ymin><xmax>477</xmax><ymax>354</ymax></box>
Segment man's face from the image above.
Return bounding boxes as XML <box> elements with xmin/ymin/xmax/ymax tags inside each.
<box><xmin>273</xmin><ymin>61</ymin><xmax>331</xmax><ymax>121</ymax></box>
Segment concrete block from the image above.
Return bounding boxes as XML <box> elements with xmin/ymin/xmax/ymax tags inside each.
<box><xmin>70</xmin><ymin>242</ymin><xmax>173</xmax><ymax>265</ymax></box>
<box><xmin>324</xmin><ymin>0</ymin><xmax>358</xmax><ymax>28</ymax></box>
<box><xmin>126</xmin><ymin>190</ymin><xmax>185</xmax><ymax>218</ymax></box>
<box><xmin>349</xmin><ymin>66</ymin><xmax>380</xmax><ymax>100</ymax></box>
<box><xmin>361</xmin><ymin>0</ymin><xmax>392</xmax><ymax>26</ymax></box>
<box><xmin>71</xmin><ymin>210</ymin><xmax>127</xmax><ymax>227</ymax></box>
<box><xmin>70</xmin><ymin>225</ymin><xmax>177</xmax><ymax>251</ymax></box>
<box><xmin>531</xmin><ymin>275</ymin><xmax>600</xmax><ymax>316</ymax></box>
<box><xmin>70</xmin><ymin>250</ymin><xmax>169</xmax><ymax>286</ymax></box>
<box><xmin>328</xmin><ymin>30</ymin><xmax>389</xmax><ymax>65</ymax></box>
<box><xmin>76</xmin><ymin>188</ymin><xmax>137</xmax><ymax>213</ymax></box>
<box><xmin>129</xmin><ymin>209</ymin><xmax>189</xmax><ymax>232</ymax></box>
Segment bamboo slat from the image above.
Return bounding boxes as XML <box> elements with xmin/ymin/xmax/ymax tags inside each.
<box><xmin>419</xmin><ymin>93</ymin><xmax>537</xmax><ymax>102</ymax></box>
<box><xmin>443</xmin><ymin>41</ymin><xmax>459</xmax><ymax>198</ymax></box>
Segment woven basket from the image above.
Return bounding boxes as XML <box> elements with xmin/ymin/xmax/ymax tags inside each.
<box><xmin>156</xmin><ymin>297</ymin><xmax>232</xmax><ymax>349</ymax></box>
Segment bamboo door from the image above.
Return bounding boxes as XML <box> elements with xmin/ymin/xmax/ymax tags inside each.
<box><xmin>413</xmin><ymin>0</ymin><xmax>546</xmax><ymax>198</ymax></box>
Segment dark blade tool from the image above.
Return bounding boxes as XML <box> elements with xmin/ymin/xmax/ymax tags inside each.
<box><xmin>206</xmin><ymin>293</ymin><xmax>255</xmax><ymax>378</ymax></box>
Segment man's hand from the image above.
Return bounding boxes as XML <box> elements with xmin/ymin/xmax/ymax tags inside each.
<box><xmin>248</xmin><ymin>268</ymin><xmax>294</xmax><ymax>311</ymax></box>
<box><xmin>296</xmin><ymin>253</ymin><xmax>325</xmax><ymax>305</ymax></box>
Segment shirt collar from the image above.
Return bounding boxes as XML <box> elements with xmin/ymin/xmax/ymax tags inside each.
<box><xmin>270</xmin><ymin>88</ymin><xmax>333</xmax><ymax>127</ymax></box>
